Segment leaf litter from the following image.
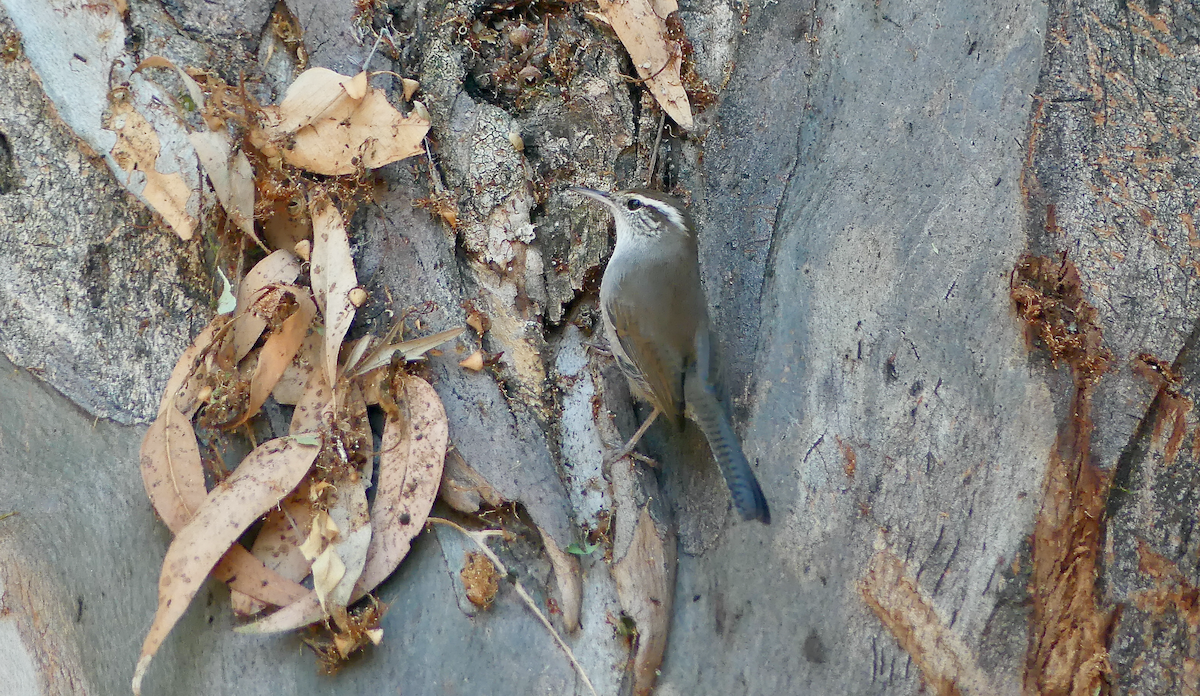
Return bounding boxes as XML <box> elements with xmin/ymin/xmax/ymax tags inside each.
<box><xmin>129</xmin><ymin>57</ymin><xmax>460</xmax><ymax>693</ymax></box>
<box><xmin>126</xmin><ymin>29</ymin><xmax>603</xmax><ymax>696</ymax></box>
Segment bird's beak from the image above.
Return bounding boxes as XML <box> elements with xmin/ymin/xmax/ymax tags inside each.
<box><xmin>568</xmin><ymin>186</ymin><xmax>618</xmax><ymax>213</ymax></box>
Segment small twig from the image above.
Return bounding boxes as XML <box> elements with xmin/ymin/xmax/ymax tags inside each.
<box><xmin>0</xmin><ymin>511</ymin><xmax>16</xmax><ymax>522</ymax></box>
<box><xmin>428</xmin><ymin>517</ymin><xmax>599</xmax><ymax>696</ymax></box>
<box><xmin>646</xmin><ymin>110</ymin><xmax>666</xmax><ymax>188</ymax></box>
<box><xmin>363</xmin><ymin>28</ymin><xmax>389</xmax><ymax>72</ymax></box>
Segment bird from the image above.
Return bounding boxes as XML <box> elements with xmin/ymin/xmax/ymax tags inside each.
<box><xmin>572</xmin><ymin>187</ymin><xmax>770</xmax><ymax>524</ymax></box>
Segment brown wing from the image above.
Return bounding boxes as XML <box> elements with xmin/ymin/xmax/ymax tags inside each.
<box><xmin>604</xmin><ymin>296</ymin><xmax>685</xmax><ymax>421</ymax></box>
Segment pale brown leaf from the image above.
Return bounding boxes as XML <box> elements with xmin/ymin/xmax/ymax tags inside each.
<box><xmin>236</xmin><ymin>375</ymin><xmax>447</xmax><ymax>634</ymax></box>
<box><xmin>597</xmin><ymin>0</ymin><xmax>693</xmax><ymax>130</ymax></box>
<box><xmin>321</xmin><ymin>474</ymin><xmax>371</xmax><ymax>623</ymax></box>
<box><xmin>232</xmin><ymin>250</ymin><xmax>302</xmax><ymax>362</ymax></box>
<box><xmin>280</xmin><ymin>89</ymin><xmax>429</xmax><ymax>175</ymax></box>
<box><xmin>269</xmin><ymin>68</ymin><xmax>369</xmax><ymax>134</ymax></box>
<box><xmin>308</xmin><ymin>193</ymin><xmax>358</xmax><ymax>389</ymax></box>
<box><xmin>213</xmin><ymin>543</ymin><xmax>310</xmax><ymax>608</ymax></box>
<box><xmin>272</xmin><ymin>329</ymin><xmax>320</xmax><ymax>405</ymax></box>
<box><xmin>139</xmin><ymin>406</ymin><xmax>206</xmax><ymax>533</ymax></box>
<box><xmin>252</xmin><ymin>68</ymin><xmax>428</xmax><ymax>175</ymax></box>
<box><xmin>231</xmin><ymin>287</ymin><xmax>317</xmax><ymax>427</ymax></box>
<box><xmin>233</xmin><ymin>481</ymin><xmax>316</xmax><ymax>615</ymax></box>
<box><xmin>312</xmin><ymin>544</ymin><xmax>346</xmax><ymax>614</ymax></box>
<box><xmin>189</xmin><ymin>129</ymin><xmax>259</xmax><ymax>244</ymax></box>
<box><xmin>612</xmin><ymin>506</ymin><xmax>676</xmax><ymax>696</ymax></box>
<box><xmin>539</xmin><ymin>529</ymin><xmax>582</xmax><ymax>633</ymax></box>
<box><xmin>290</xmin><ymin>364</ymin><xmax>334</xmax><ymax>434</ymax></box>
<box><xmin>132</xmin><ymin>436</ymin><xmax>319</xmax><ymax>695</ymax></box>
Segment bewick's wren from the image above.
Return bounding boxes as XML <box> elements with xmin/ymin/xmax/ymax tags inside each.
<box><xmin>573</xmin><ymin>187</ymin><xmax>770</xmax><ymax>524</ymax></box>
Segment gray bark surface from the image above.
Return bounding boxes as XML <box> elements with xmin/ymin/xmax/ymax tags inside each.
<box><xmin>4</xmin><ymin>0</ymin><xmax>1199</xmax><ymax>694</ymax></box>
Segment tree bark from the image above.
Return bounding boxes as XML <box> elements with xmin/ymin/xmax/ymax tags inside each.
<box><xmin>1</xmin><ymin>0</ymin><xmax>1197</xmax><ymax>694</ymax></box>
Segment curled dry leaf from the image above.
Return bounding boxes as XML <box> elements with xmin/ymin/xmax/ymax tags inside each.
<box><xmin>189</xmin><ymin>129</ymin><xmax>259</xmax><ymax>245</ymax></box>
<box><xmin>349</xmin><ymin>327</ymin><xmax>465</xmax><ymax>376</ymax></box>
<box><xmin>312</xmin><ymin>544</ymin><xmax>347</xmax><ymax>614</ymax></box>
<box><xmin>612</xmin><ymin>506</ymin><xmax>676</xmax><ymax>696</ymax></box>
<box><xmin>231</xmin><ymin>286</ymin><xmax>317</xmax><ymax>428</ymax></box>
<box><xmin>309</xmin><ymin>193</ymin><xmax>358</xmax><ymax>389</ymax></box>
<box><xmin>132</xmin><ymin>436</ymin><xmax>320</xmax><ymax>695</ymax></box>
<box><xmin>252</xmin><ymin>68</ymin><xmax>428</xmax><ymax>175</ymax></box>
<box><xmin>237</xmin><ymin>375</ymin><xmax>448</xmax><ymax>634</ymax></box>
<box><xmin>232</xmin><ymin>482</ymin><xmax>315</xmax><ymax>615</ymax></box>
<box><xmin>232</xmin><ymin>249</ymin><xmax>302</xmax><ymax>362</ymax></box>
<box><xmin>318</xmin><ymin>478</ymin><xmax>371</xmax><ymax>622</ymax></box>
<box><xmin>459</xmin><ymin>350</ymin><xmax>485</xmax><ymax>371</ymax></box>
<box><xmin>320</xmin><ymin>383</ymin><xmax>374</xmax><ymax>624</ymax></box>
<box><xmin>158</xmin><ymin>320</ymin><xmax>221</xmax><ymax>419</ymax></box>
<box><xmin>105</xmin><ymin>98</ymin><xmax>198</xmax><ymax>239</ymax></box>
<box><xmin>597</xmin><ymin>0</ymin><xmax>693</xmax><ymax>130</ymax></box>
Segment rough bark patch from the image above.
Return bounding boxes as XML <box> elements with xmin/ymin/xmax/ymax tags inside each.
<box><xmin>859</xmin><ymin>550</ymin><xmax>993</xmax><ymax>696</ymax></box>
<box><xmin>1013</xmin><ymin>256</ymin><xmax>1115</xmax><ymax>696</ymax></box>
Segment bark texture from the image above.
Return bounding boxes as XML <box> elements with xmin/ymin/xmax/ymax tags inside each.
<box><xmin>3</xmin><ymin>0</ymin><xmax>1199</xmax><ymax>694</ymax></box>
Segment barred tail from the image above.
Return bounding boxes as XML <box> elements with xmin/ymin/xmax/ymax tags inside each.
<box><xmin>685</xmin><ymin>372</ymin><xmax>770</xmax><ymax>524</ymax></box>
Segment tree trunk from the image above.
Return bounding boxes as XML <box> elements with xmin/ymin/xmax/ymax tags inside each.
<box><xmin>1</xmin><ymin>0</ymin><xmax>1195</xmax><ymax>694</ymax></box>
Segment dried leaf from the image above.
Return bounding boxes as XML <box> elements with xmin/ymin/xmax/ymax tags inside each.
<box><xmin>350</xmin><ymin>327</ymin><xmax>464</xmax><ymax>376</ymax></box>
<box><xmin>270</xmin><ymin>68</ymin><xmax>369</xmax><ymax>134</ymax></box>
<box><xmin>272</xmin><ymin>329</ymin><xmax>320</xmax><ymax>405</ymax></box>
<box><xmin>237</xmin><ymin>375</ymin><xmax>447</xmax><ymax>634</ymax></box>
<box><xmin>232</xmin><ymin>482</ymin><xmax>315</xmax><ymax>615</ymax></box>
<box><xmin>312</xmin><ymin>545</ymin><xmax>347</xmax><ymax>613</ymax></box>
<box><xmin>105</xmin><ymin>99</ymin><xmax>198</xmax><ymax>239</ymax></box>
<box><xmin>231</xmin><ymin>287</ymin><xmax>317</xmax><ymax>427</ymax></box>
<box><xmin>597</xmin><ymin>0</ymin><xmax>693</xmax><ymax>130</ymax></box>
<box><xmin>189</xmin><ymin>129</ymin><xmax>258</xmax><ymax>242</ymax></box>
<box><xmin>214</xmin><ymin>544</ymin><xmax>310</xmax><ymax>607</ymax></box>
<box><xmin>281</xmin><ymin>89</ymin><xmax>428</xmax><ymax>174</ymax></box>
<box><xmin>253</xmin><ymin>69</ymin><xmax>428</xmax><ymax>175</ymax></box>
<box><xmin>612</xmin><ymin>506</ymin><xmax>676</xmax><ymax>696</ymax></box>
<box><xmin>308</xmin><ymin>193</ymin><xmax>358</xmax><ymax>388</ymax></box>
<box><xmin>459</xmin><ymin>350</ymin><xmax>485</xmax><ymax>371</ymax></box>
<box><xmin>321</xmin><ymin>475</ymin><xmax>371</xmax><ymax>623</ymax></box>
<box><xmin>132</xmin><ymin>436</ymin><xmax>319</xmax><ymax>695</ymax></box>
<box><xmin>233</xmin><ymin>250</ymin><xmax>302</xmax><ymax>362</ymax></box>
<box><xmin>158</xmin><ymin>320</ymin><xmax>221</xmax><ymax>419</ymax></box>
<box><xmin>540</xmin><ymin>529</ymin><xmax>582</xmax><ymax>633</ymax></box>
<box><xmin>139</xmin><ymin>406</ymin><xmax>206</xmax><ymax>533</ymax></box>
<box><xmin>290</xmin><ymin>355</ymin><xmax>334</xmax><ymax>434</ymax></box>
<box><xmin>356</xmin><ymin>374</ymin><xmax>446</xmax><ymax>593</ymax></box>
<box><xmin>401</xmin><ymin>78</ymin><xmax>419</xmax><ymax>101</ymax></box>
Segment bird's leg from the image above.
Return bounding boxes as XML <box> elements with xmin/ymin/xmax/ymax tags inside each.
<box><xmin>604</xmin><ymin>406</ymin><xmax>660</xmax><ymax>466</ymax></box>
<box><xmin>582</xmin><ymin>334</ymin><xmax>612</xmax><ymax>358</ymax></box>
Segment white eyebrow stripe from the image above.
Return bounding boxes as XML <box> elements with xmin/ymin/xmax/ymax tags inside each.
<box><xmin>633</xmin><ymin>195</ymin><xmax>685</xmax><ymax>230</ymax></box>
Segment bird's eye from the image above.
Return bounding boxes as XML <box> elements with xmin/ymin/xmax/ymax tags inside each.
<box><xmin>625</xmin><ymin>199</ymin><xmax>644</xmax><ymax>211</ymax></box>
